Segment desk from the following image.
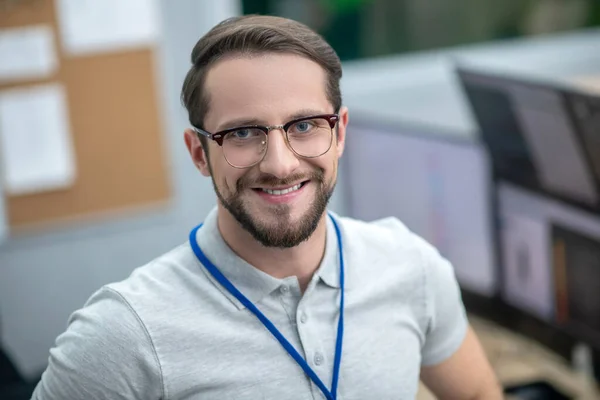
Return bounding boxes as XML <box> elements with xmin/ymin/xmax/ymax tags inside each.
<box><xmin>417</xmin><ymin>315</ymin><xmax>600</xmax><ymax>399</ymax></box>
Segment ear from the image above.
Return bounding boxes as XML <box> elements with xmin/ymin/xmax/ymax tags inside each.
<box><xmin>184</xmin><ymin>129</ymin><xmax>211</xmax><ymax>177</ymax></box>
<box><xmin>335</xmin><ymin>106</ymin><xmax>349</xmax><ymax>158</ymax></box>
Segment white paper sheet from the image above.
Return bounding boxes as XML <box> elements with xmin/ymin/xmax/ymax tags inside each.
<box><xmin>55</xmin><ymin>0</ymin><xmax>159</xmax><ymax>55</ymax></box>
<box><xmin>0</xmin><ymin>25</ymin><xmax>57</xmax><ymax>83</ymax></box>
<box><xmin>0</xmin><ymin>84</ymin><xmax>76</xmax><ymax>195</ymax></box>
<box><xmin>499</xmin><ymin>210</ymin><xmax>553</xmax><ymax>321</ymax></box>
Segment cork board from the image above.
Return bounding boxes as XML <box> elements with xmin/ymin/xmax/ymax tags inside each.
<box><xmin>0</xmin><ymin>0</ymin><xmax>170</xmax><ymax>231</ymax></box>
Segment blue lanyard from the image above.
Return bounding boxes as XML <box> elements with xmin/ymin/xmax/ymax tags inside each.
<box><xmin>188</xmin><ymin>214</ymin><xmax>345</xmax><ymax>400</ymax></box>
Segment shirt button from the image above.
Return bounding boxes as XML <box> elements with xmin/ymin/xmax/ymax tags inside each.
<box><xmin>280</xmin><ymin>285</ymin><xmax>289</xmax><ymax>294</ymax></box>
<box><xmin>300</xmin><ymin>313</ymin><xmax>308</xmax><ymax>324</ymax></box>
<box><xmin>314</xmin><ymin>352</ymin><xmax>324</xmax><ymax>366</ymax></box>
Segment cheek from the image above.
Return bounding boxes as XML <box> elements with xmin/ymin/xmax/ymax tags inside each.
<box><xmin>325</xmin><ymin>152</ymin><xmax>339</xmax><ymax>176</ymax></box>
<box><xmin>227</xmin><ymin>172</ymin><xmax>252</xmax><ymax>194</ymax></box>
<box><xmin>210</xmin><ymin>158</ymin><xmax>241</xmax><ymax>193</ymax></box>
<box><xmin>329</xmin><ymin>162</ymin><xmax>338</xmax><ymax>185</ymax></box>
<box><xmin>328</xmin><ymin>154</ymin><xmax>340</xmax><ymax>186</ymax></box>
<box><xmin>306</xmin><ymin>154</ymin><xmax>337</xmax><ymax>186</ymax></box>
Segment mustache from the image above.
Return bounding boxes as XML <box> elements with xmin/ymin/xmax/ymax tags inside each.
<box><xmin>236</xmin><ymin>170</ymin><xmax>325</xmax><ymax>191</ymax></box>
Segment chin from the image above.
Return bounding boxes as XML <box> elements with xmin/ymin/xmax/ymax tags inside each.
<box><xmin>260</xmin><ymin>199</ymin><xmax>315</xmax><ymax>220</ymax></box>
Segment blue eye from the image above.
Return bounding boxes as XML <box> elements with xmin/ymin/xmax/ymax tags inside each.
<box><xmin>233</xmin><ymin>129</ymin><xmax>251</xmax><ymax>138</ymax></box>
<box><xmin>297</xmin><ymin>122</ymin><xmax>310</xmax><ymax>132</ymax></box>
<box><xmin>292</xmin><ymin>121</ymin><xmax>315</xmax><ymax>134</ymax></box>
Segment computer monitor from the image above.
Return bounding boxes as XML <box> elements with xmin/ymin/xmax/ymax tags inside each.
<box><xmin>456</xmin><ymin>65</ymin><xmax>600</xmax><ymax>211</ymax></box>
<box><xmin>342</xmin><ymin>118</ymin><xmax>497</xmax><ymax>297</ymax></box>
<box><xmin>498</xmin><ymin>181</ymin><xmax>600</xmax><ymax>350</ymax></box>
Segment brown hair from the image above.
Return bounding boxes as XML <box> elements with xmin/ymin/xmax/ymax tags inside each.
<box><xmin>181</xmin><ymin>15</ymin><xmax>343</xmax><ymax>149</ymax></box>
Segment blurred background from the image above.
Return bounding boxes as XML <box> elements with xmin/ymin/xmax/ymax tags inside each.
<box><xmin>244</xmin><ymin>0</ymin><xmax>600</xmax><ymax>60</ymax></box>
<box><xmin>1</xmin><ymin>0</ymin><xmax>600</xmax><ymax>398</ymax></box>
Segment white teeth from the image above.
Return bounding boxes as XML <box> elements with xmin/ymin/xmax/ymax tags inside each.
<box><xmin>262</xmin><ymin>183</ymin><xmax>302</xmax><ymax>195</ymax></box>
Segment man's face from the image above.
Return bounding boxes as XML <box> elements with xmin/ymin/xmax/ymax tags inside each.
<box><xmin>185</xmin><ymin>53</ymin><xmax>348</xmax><ymax>248</ymax></box>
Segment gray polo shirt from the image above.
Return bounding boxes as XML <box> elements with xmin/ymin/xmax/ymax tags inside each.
<box><xmin>32</xmin><ymin>208</ymin><xmax>468</xmax><ymax>400</ymax></box>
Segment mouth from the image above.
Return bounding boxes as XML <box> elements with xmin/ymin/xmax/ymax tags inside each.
<box><xmin>255</xmin><ymin>181</ymin><xmax>307</xmax><ymax>195</ymax></box>
<box><xmin>251</xmin><ymin>180</ymin><xmax>310</xmax><ymax>203</ymax></box>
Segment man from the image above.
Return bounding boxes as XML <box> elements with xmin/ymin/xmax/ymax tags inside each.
<box><xmin>32</xmin><ymin>15</ymin><xmax>502</xmax><ymax>399</ymax></box>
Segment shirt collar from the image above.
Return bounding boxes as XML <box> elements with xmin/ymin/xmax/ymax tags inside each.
<box><xmin>192</xmin><ymin>208</ymin><xmax>344</xmax><ymax>310</ymax></box>
<box><xmin>194</xmin><ymin>208</ymin><xmax>282</xmax><ymax>310</ymax></box>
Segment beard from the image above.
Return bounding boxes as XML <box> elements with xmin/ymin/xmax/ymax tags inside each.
<box><xmin>210</xmin><ymin>167</ymin><xmax>335</xmax><ymax>248</ymax></box>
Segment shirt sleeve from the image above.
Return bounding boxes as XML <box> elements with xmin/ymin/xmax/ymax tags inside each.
<box><xmin>31</xmin><ymin>287</ymin><xmax>163</xmax><ymax>400</ymax></box>
<box><xmin>419</xmin><ymin>239</ymin><xmax>469</xmax><ymax>367</ymax></box>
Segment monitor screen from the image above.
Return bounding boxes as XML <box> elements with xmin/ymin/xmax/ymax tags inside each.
<box><xmin>458</xmin><ymin>72</ymin><xmax>538</xmax><ymax>189</ymax></box>
<box><xmin>457</xmin><ymin>67</ymin><xmax>599</xmax><ymax>208</ymax></box>
<box><xmin>343</xmin><ymin>121</ymin><xmax>497</xmax><ymax>296</ymax></box>
<box><xmin>498</xmin><ymin>182</ymin><xmax>600</xmax><ymax>348</ymax></box>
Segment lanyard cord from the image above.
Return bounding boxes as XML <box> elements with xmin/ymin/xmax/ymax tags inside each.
<box><xmin>188</xmin><ymin>214</ymin><xmax>345</xmax><ymax>400</ymax></box>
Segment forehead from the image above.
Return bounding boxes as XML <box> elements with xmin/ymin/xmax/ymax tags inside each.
<box><xmin>203</xmin><ymin>53</ymin><xmax>331</xmax><ymax>130</ymax></box>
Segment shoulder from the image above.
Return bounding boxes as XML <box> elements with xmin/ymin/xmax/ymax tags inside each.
<box><xmin>332</xmin><ymin>213</ymin><xmax>467</xmax><ymax>358</ymax></box>
<box><xmin>67</xmin><ymin>241</ymin><xmax>202</xmax><ymax>348</ymax></box>
<box><xmin>33</xmin><ymin>282</ymin><xmax>165</xmax><ymax>399</ymax></box>
<box><xmin>333</xmin><ymin>212</ymin><xmax>460</xmax><ymax>310</ymax></box>
<box><xmin>102</xmin><ymin>241</ymin><xmax>220</xmax><ymax>324</ymax></box>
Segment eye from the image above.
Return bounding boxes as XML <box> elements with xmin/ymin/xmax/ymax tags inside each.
<box><xmin>233</xmin><ymin>129</ymin><xmax>251</xmax><ymax>138</ymax></box>
<box><xmin>226</xmin><ymin>128</ymin><xmax>260</xmax><ymax>140</ymax></box>
<box><xmin>291</xmin><ymin>120</ymin><xmax>316</xmax><ymax>134</ymax></box>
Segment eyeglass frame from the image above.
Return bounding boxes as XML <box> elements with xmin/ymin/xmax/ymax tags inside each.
<box><xmin>191</xmin><ymin>113</ymin><xmax>340</xmax><ymax>168</ymax></box>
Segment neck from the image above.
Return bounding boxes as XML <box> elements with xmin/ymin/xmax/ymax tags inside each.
<box><xmin>216</xmin><ymin>206</ymin><xmax>328</xmax><ymax>291</ymax></box>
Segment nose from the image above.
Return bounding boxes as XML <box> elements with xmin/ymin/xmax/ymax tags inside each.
<box><xmin>258</xmin><ymin>128</ymin><xmax>300</xmax><ymax>178</ymax></box>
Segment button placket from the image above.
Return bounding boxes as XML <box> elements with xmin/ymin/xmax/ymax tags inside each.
<box><xmin>296</xmin><ymin>286</ymin><xmax>332</xmax><ymax>398</ymax></box>
<box><xmin>295</xmin><ymin>298</ymin><xmax>316</xmax><ymax>377</ymax></box>
<box><xmin>313</xmin><ymin>352</ymin><xmax>324</xmax><ymax>366</ymax></box>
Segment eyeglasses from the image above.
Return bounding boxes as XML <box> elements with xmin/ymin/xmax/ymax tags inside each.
<box><xmin>192</xmin><ymin>114</ymin><xmax>339</xmax><ymax>168</ymax></box>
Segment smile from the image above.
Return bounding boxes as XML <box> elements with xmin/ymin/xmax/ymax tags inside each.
<box><xmin>260</xmin><ymin>182</ymin><xmax>305</xmax><ymax>196</ymax></box>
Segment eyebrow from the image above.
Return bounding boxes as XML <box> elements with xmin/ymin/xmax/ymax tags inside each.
<box><xmin>216</xmin><ymin>108</ymin><xmax>331</xmax><ymax>132</ymax></box>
